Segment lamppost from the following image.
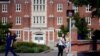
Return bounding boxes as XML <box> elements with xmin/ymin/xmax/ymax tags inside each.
<box><xmin>67</xmin><ymin>10</ymin><xmax>74</xmax><ymax>55</ymax></box>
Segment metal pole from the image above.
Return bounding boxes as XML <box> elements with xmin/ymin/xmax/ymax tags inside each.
<box><xmin>69</xmin><ymin>17</ymin><xmax>72</xmax><ymax>54</ymax></box>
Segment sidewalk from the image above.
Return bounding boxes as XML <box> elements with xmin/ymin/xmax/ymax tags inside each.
<box><xmin>0</xmin><ymin>49</ymin><xmax>77</xmax><ymax>56</ymax></box>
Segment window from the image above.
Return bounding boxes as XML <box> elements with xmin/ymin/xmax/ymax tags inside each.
<box><xmin>16</xmin><ymin>16</ymin><xmax>21</xmax><ymax>25</ymax></box>
<box><xmin>2</xmin><ymin>4</ymin><xmax>7</xmax><ymax>12</ymax></box>
<box><xmin>2</xmin><ymin>17</ymin><xmax>7</xmax><ymax>24</ymax></box>
<box><xmin>35</xmin><ymin>34</ymin><xmax>43</xmax><ymax>42</ymax></box>
<box><xmin>33</xmin><ymin>0</ymin><xmax>45</xmax><ymax>12</ymax></box>
<box><xmin>57</xmin><ymin>4</ymin><xmax>63</xmax><ymax>12</ymax></box>
<box><xmin>33</xmin><ymin>16</ymin><xmax>45</xmax><ymax>24</ymax></box>
<box><xmin>35</xmin><ymin>37</ymin><xmax>43</xmax><ymax>40</ymax></box>
<box><xmin>57</xmin><ymin>17</ymin><xmax>63</xmax><ymax>25</ymax></box>
<box><xmin>16</xmin><ymin>4</ymin><xmax>21</xmax><ymax>12</ymax></box>
<box><xmin>72</xmin><ymin>4</ymin><xmax>78</xmax><ymax>13</ymax></box>
<box><xmin>86</xmin><ymin>5</ymin><xmax>91</xmax><ymax>12</ymax></box>
<box><xmin>85</xmin><ymin>17</ymin><xmax>91</xmax><ymax>25</ymax></box>
<box><xmin>16</xmin><ymin>30</ymin><xmax>21</xmax><ymax>38</ymax></box>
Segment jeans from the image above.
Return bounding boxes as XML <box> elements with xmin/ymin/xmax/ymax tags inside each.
<box><xmin>58</xmin><ymin>45</ymin><xmax>64</xmax><ymax>56</ymax></box>
<box><xmin>5</xmin><ymin>47</ymin><xmax>17</xmax><ymax>56</ymax></box>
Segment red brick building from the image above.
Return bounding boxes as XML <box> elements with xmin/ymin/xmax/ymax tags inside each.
<box><xmin>0</xmin><ymin>0</ymin><xmax>100</xmax><ymax>47</ymax></box>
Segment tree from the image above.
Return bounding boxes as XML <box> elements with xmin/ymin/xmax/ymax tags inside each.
<box><xmin>72</xmin><ymin>0</ymin><xmax>100</xmax><ymax>17</ymax></box>
<box><xmin>58</xmin><ymin>25</ymin><xmax>69</xmax><ymax>41</ymax></box>
<box><xmin>0</xmin><ymin>21</ymin><xmax>12</xmax><ymax>44</ymax></box>
<box><xmin>73</xmin><ymin>13</ymin><xmax>89</xmax><ymax>40</ymax></box>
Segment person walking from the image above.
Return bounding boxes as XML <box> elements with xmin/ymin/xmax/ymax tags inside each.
<box><xmin>65</xmin><ymin>37</ymin><xmax>70</xmax><ymax>54</ymax></box>
<box><xmin>5</xmin><ymin>31</ymin><xmax>18</xmax><ymax>56</ymax></box>
<box><xmin>57</xmin><ymin>37</ymin><xmax>66</xmax><ymax>56</ymax></box>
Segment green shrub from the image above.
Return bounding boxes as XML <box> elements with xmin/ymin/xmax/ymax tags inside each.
<box><xmin>0</xmin><ymin>45</ymin><xmax>5</xmax><ymax>53</ymax></box>
<box><xmin>0</xmin><ymin>42</ymin><xmax>50</xmax><ymax>53</ymax></box>
<box><xmin>13</xmin><ymin>42</ymin><xmax>50</xmax><ymax>53</ymax></box>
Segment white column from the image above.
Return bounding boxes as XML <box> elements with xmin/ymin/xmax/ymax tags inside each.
<box><xmin>53</xmin><ymin>30</ymin><xmax>54</xmax><ymax>42</ymax></box>
<box><xmin>23</xmin><ymin>31</ymin><xmax>24</xmax><ymax>41</ymax></box>
<box><xmin>28</xmin><ymin>30</ymin><xmax>29</xmax><ymax>42</ymax></box>
<box><xmin>69</xmin><ymin>17</ymin><xmax>72</xmax><ymax>53</ymax></box>
<box><xmin>48</xmin><ymin>31</ymin><xmax>50</xmax><ymax>42</ymax></box>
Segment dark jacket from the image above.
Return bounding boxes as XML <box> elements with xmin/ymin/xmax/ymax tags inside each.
<box><xmin>6</xmin><ymin>35</ymin><xmax>13</xmax><ymax>48</ymax></box>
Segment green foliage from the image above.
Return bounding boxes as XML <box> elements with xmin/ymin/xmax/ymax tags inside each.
<box><xmin>73</xmin><ymin>0</ymin><xmax>100</xmax><ymax>17</ymax></box>
<box><xmin>0</xmin><ymin>45</ymin><xmax>5</xmax><ymax>53</ymax></box>
<box><xmin>59</xmin><ymin>25</ymin><xmax>69</xmax><ymax>36</ymax></box>
<box><xmin>73</xmin><ymin>13</ymin><xmax>89</xmax><ymax>39</ymax></box>
<box><xmin>92</xmin><ymin>8</ymin><xmax>100</xmax><ymax>17</ymax></box>
<box><xmin>13</xmin><ymin>42</ymin><xmax>50</xmax><ymax>53</ymax></box>
<box><xmin>0</xmin><ymin>42</ymin><xmax>50</xmax><ymax>53</ymax></box>
<box><xmin>60</xmin><ymin>25</ymin><xmax>69</xmax><ymax>35</ymax></box>
<box><xmin>58</xmin><ymin>25</ymin><xmax>69</xmax><ymax>41</ymax></box>
<box><xmin>73</xmin><ymin>0</ymin><xmax>89</xmax><ymax>6</ymax></box>
<box><xmin>0</xmin><ymin>21</ymin><xmax>12</xmax><ymax>43</ymax></box>
<box><xmin>58</xmin><ymin>31</ymin><xmax>62</xmax><ymax>37</ymax></box>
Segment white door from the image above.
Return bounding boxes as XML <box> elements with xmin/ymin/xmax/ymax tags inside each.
<box><xmin>33</xmin><ymin>34</ymin><xmax>45</xmax><ymax>44</ymax></box>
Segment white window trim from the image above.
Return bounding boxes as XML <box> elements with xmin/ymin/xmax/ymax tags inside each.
<box><xmin>57</xmin><ymin>3</ymin><xmax>63</xmax><ymax>12</ymax></box>
<box><xmin>2</xmin><ymin>4</ymin><xmax>8</xmax><ymax>13</ymax></box>
<box><xmin>16</xmin><ymin>4</ymin><xmax>21</xmax><ymax>12</ymax></box>
<box><xmin>2</xmin><ymin>17</ymin><xmax>8</xmax><ymax>25</ymax></box>
<box><xmin>57</xmin><ymin>17</ymin><xmax>63</xmax><ymax>25</ymax></box>
<box><xmin>16</xmin><ymin>30</ymin><xmax>21</xmax><ymax>39</ymax></box>
<box><xmin>85</xmin><ymin>17</ymin><xmax>91</xmax><ymax>25</ymax></box>
<box><xmin>33</xmin><ymin>0</ymin><xmax>45</xmax><ymax>12</ymax></box>
<box><xmin>32</xmin><ymin>31</ymin><xmax>46</xmax><ymax>44</ymax></box>
<box><xmin>16</xmin><ymin>16</ymin><xmax>21</xmax><ymax>25</ymax></box>
<box><xmin>72</xmin><ymin>4</ymin><xmax>78</xmax><ymax>13</ymax></box>
<box><xmin>31</xmin><ymin>0</ymin><xmax>47</xmax><ymax>28</ymax></box>
<box><xmin>85</xmin><ymin>5</ymin><xmax>91</xmax><ymax>13</ymax></box>
<box><xmin>33</xmin><ymin>16</ymin><xmax>46</xmax><ymax>24</ymax></box>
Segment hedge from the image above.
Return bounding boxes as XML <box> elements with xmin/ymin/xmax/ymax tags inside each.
<box><xmin>0</xmin><ymin>42</ymin><xmax>50</xmax><ymax>53</ymax></box>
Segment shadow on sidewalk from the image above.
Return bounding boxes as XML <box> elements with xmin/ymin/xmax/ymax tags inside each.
<box><xmin>78</xmin><ymin>51</ymin><xmax>100</xmax><ymax>56</ymax></box>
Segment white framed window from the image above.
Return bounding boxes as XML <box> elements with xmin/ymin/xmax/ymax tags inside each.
<box><xmin>33</xmin><ymin>16</ymin><xmax>45</xmax><ymax>24</ymax></box>
<box><xmin>57</xmin><ymin>3</ymin><xmax>63</xmax><ymax>12</ymax></box>
<box><xmin>57</xmin><ymin>17</ymin><xmax>63</xmax><ymax>25</ymax></box>
<box><xmin>33</xmin><ymin>0</ymin><xmax>45</xmax><ymax>12</ymax></box>
<box><xmin>85</xmin><ymin>17</ymin><xmax>91</xmax><ymax>25</ymax></box>
<box><xmin>72</xmin><ymin>4</ymin><xmax>78</xmax><ymax>13</ymax></box>
<box><xmin>16</xmin><ymin>4</ymin><xmax>21</xmax><ymax>12</ymax></box>
<box><xmin>2</xmin><ymin>17</ymin><xmax>8</xmax><ymax>25</ymax></box>
<box><xmin>16</xmin><ymin>30</ymin><xmax>21</xmax><ymax>39</ymax></box>
<box><xmin>86</xmin><ymin>4</ymin><xmax>91</xmax><ymax>12</ymax></box>
<box><xmin>16</xmin><ymin>16</ymin><xmax>21</xmax><ymax>25</ymax></box>
<box><xmin>2</xmin><ymin>4</ymin><xmax>7</xmax><ymax>12</ymax></box>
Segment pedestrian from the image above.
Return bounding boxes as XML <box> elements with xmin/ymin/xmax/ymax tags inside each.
<box><xmin>5</xmin><ymin>31</ymin><xmax>18</xmax><ymax>56</ymax></box>
<box><xmin>57</xmin><ymin>36</ymin><xmax>66</xmax><ymax>56</ymax></box>
<box><xmin>12</xmin><ymin>33</ymin><xmax>17</xmax><ymax>42</ymax></box>
<box><xmin>65</xmin><ymin>37</ymin><xmax>70</xmax><ymax>54</ymax></box>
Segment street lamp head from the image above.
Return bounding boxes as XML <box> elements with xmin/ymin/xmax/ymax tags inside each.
<box><xmin>67</xmin><ymin>10</ymin><xmax>74</xmax><ymax>17</ymax></box>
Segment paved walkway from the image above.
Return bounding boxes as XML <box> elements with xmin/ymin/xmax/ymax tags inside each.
<box><xmin>0</xmin><ymin>50</ymin><xmax>77</xmax><ymax>56</ymax></box>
